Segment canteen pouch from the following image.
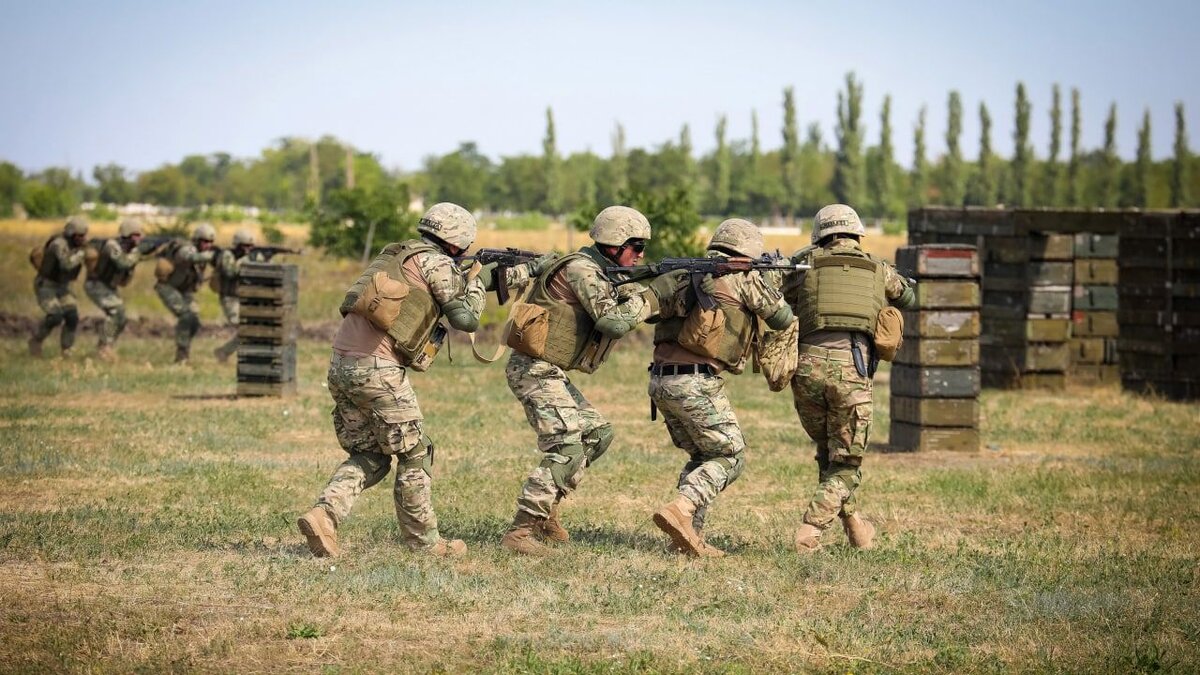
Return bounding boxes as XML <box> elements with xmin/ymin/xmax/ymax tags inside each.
<box><xmin>408</xmin><ymin>323</ymin><xmax>447</xmax><ymax>372</ymax></box>
<box><xmin>873</xmin><ymin>306</ymin><xmax>904</xmax><ymax>362</ymax></box>
<box><xmin>154</xmin><ymin>257</ymin><xmax>175</xmax><ymax>282</ymax></box>
<box><xmin>505</xmin><ymin>301</ymin><xmax>550</xmax><ymax>358</ymax></box>
<box><xmin>677</xmin><ymin>306</ymin><xmax>727</xmax><ymax>359</ymax></box>
<box><xmin>754</xmin><ymin>319</ymin><xmax>799</xmax><ymax>392</ymax></box>
<box><xmin>351</xmin><ymin>271</ymin><xmax>411</xmax><ymax>331</ymax></box>
<box><xmin>29</xmin><ymin>246</ymin><xmax>44</xmax><ymax>271</ymax></box>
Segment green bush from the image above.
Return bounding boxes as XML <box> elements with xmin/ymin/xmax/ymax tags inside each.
<box><xmin>307</xmin><ymin>185</ymin><xmax>417</xmax><ymax>259</ymax></box>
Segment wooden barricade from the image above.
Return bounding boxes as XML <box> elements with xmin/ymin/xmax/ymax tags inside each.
<box><xmin>236</xmin><ymin>263</ymin><xmax>298</xmax><ymax>397</ymax></box>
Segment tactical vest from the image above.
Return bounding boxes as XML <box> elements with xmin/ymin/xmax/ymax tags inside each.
<box><xmin>339</xmin><ymin>240</ymin><xmax>442</xmax><ymax>366</ymax></box>
<box><xmin>37</xmin><ymin>236</ymin><xmax>82</xmax><ymax>284</ymax></box>
<box><xmin>653</xmin><ymin>281</ymin><xmax>756</xmax><ymax>372</ymax></box>
<box><xmin>514</xmin><ymin>249</ymin><xmax>618</xmax><ymax>373</ymax></box>
<box><xmin>89</xmin><ymin>240</ymin><xmax>134</xmax><ymax>287</ymax></box>
<box><xmin>162</xmin><ymin>240</ymin><xmax>207</xmax><ymax>292</ymax></box>
<box><xmin>794</xmin><ymin>247</ymin><xmax>887</xmax><ymax>337</ymax></box>
<box><xmin>209</xmin><ymin>250</ymin><xmax>240</xmax><ymax>297</ymax></box>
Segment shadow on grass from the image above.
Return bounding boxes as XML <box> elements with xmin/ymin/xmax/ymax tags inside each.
<box><xmin>440</xmin><ymin>514</ymin><xmax>669</xmax><ymax>554</ymax></box>
<box><xmin>170</xmin><ymin>393</ymin><xmax>239</xmax><ymax>401</ymax></box>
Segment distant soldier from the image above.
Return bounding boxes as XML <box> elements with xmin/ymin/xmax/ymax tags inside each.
<box><xmin>155</xmin><ymin>222</ymin><xmax>217</xmax><ymax>364</ymax></box>
<box><xmin>499</xmin><ymin>206</ymin><xmax>683</xmax><ymax>556</ymax></box>
<box><xmin>29</xmin><ymin>216</ymin><xmax>89</xmax><ymax>358</ymax></box>
<box><xmin>211</xmin><ymin>228</ymin><xmax>257</xmax><ymax>363</ymax></box>
<box><xmin>84</xmin><ymin>218</ymin><xmax>159</xmax><ymax>361</ymax></box>
<box><xmin>787</xmin><ymin>204</ymin><xmax>915</xmax><ymax>553</ymax></box>
<box><xmin>649</xmin><ymin>219</ymin><xmax>795</xmax><ymax>557</ymax></box>
<box><xmin>298</xmin><ymin>202</ymin><xmax>555</xmax><ymax>558</ymax></box>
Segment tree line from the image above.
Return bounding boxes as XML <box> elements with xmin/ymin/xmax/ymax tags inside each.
<box><xmin>2</xmin><ymin>73</ymin><xmax>1196</xmax><ymax>227</ymax></box>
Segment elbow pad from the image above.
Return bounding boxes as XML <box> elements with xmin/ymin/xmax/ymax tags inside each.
<box><xmin>594</xmin><ymin>314</ymin><xmax>638</xmax><ymax>338</ymax></box>
<box><xmin>594</xmin><ymin>295</ymin><xmax>649</xmax><ymax>338</ymax></box>
<box><xmin>893</xmin><ymin>285</ymin><xmax>917</xmax><ymax>310</ymax></box>
<box><xmin>765</xmin><ymin>304</ymin><xmax>795</xmax><ymax>331</ymax></box>
<box><xmin>442</xmin><ymin>299</ymin><xmax>479</xmax><ymax>332</ymax></box>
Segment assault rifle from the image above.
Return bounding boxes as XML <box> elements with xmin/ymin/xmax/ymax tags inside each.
<box><xmin>246</xmin><ymin>245</ymin><xmax>303</xmax><ymax>262</ymax></box>
<box><xmin>456</xmin><ymin>247</ymin><xmax>543</xmax><ymax>305</ymax></box>
<box><xmin>609</xmin><ymin>253</ymin><xmax>811</xmax><ymax>310</ymax></box>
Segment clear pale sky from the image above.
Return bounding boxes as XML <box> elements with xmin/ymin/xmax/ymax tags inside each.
<box><xmin>2</xmin><ymin>0</ymin><xmax>1198</xmax><ymax>174</ymax></box>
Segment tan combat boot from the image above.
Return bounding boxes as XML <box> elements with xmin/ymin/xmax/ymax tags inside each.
<box><xmin>97</xmin><ymin>344</ymin><xmax>117</xmax><ymax>363</ymax></box>
<box><xmin>500</xmin><ymin>511</ymin><xmax>551</xmax><ymax>556</ymax></box>
<box><xmin>59</xmin><ymin>348</ymin><xmax>74</xmax><ymax>359</ymax></box>
<box><xmin>537</xmin><ymin>501</ymin><xmax>570</xmax><ymax>544</ymax></box>
<box><xmin>653</xmin><ymin>496</ymin><xmax>704</xmax><ymax>557</ymax></box>
<box><xmin>423</xmin><ymin>538</ymin><xmax>467</xmax><ymax>557</ymax></box>
<box><xmin>793</xmin><ymin>523</ymin><xmax>823</xmax><ymax>553</ymax></box>
<box><xmin>174</xmin><ymin>346</ymin><xmax>190</xmax><ymax>365</ymax></box>
<box><xmin>297</xmin><ymin>506</ymin><xmax>340</xmax><ymax>558</ymax></box>
<box><xmin>28</xmin><ymin>338</ymin><xmax>43</xmax><ymax>358</ymax></box>
<box><xmin>841</xmin><ymin>513</ymin><xmax>876</xmax><ymax>550</ymax></box>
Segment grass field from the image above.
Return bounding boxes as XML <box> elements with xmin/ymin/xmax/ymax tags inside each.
<box><xmin>0</xmin><ymin>221</ymin><xmax>1197</xmax><ymax>672</ymax></box>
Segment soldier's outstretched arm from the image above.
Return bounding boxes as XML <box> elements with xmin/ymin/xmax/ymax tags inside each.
<box><xmin>571</xmin><ymin>263</ymin><xmax>652</xmax><ymax>338</ymax></box>
<box><xmin>423</xmin><ymin>252</ymin><xmax>487</xmax><ymax>332</ymax></box>
<box><xmin>742</xmin><ymin>270</ymin><xmax>795</xmax><ymax>330</ymax></box>
<box><xmin>108</xmin><ymin>240</ymin><xmax>141</xmax><ymax>271</ymax></box>
<box><xmin>885</xmin><ymin>264</ymin><xmax>916</xmax><ymax>309</ymax></box>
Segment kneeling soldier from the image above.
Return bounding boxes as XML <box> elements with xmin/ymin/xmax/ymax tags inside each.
<box><xmin>649</xmin><ymin>219</ymin><xmax>794</xmax><ymax>556</ymax></box>
<box><xmin>299</xmin><ymin>202</ymin><xmax>552</xmax><ymax>557</ymax></box>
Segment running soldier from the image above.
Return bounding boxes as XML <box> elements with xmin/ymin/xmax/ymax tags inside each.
<box><xmin>649</xmin><ymin>219</ymin><xmax>795</xmax><ymax>557</ymax></box>
<box><xmin>29</xmin><ymin>216</ymin><xmax>89</xmax><ymax>358</ymax></box>
<box><xmin>787</xmin><ymin>204</ymin><xmax>915</xmax><ymax>552</ymax></box>
<box><xmin>298</xmin><ymin>202</ymin><xmax>555</xmax><ymax>558</ymax></box>
<box><xmin>211</xmin><ymin>228</ymin><xmax>256</xmax><ymax>363</ymax></box>
<box><xmin>84</xmin><ymin>218</ymin><xmax>159</xmax><ymax>361</ymax></box>
<box><xmin>155</xmin><ymin>222</ymin><xmax>217</xmax><ymax>364</ymax></box>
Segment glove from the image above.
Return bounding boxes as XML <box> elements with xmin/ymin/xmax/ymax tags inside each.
<box><xmin>647</xmin><ymin>269</ymin><xmax>689</xmax><ymax>306</ymax></box>
<box><xmin>527</xmin><ymin>253</ymin><xmax>560</xmax><ymax>277</ymax></box>
<box><xmin>698</xmin><ymin>273</ymin><xmax>716</xmax><ymax>297</ymax></box>
<box><xmin>479</xmin><ymin>262</ymin><xmax>500</xmax><ymax>292</ymax></box>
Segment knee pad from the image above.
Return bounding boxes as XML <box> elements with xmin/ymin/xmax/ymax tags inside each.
<box><xmin>356</xmin><ymin>454</ymin><xmax>393</xmax><ymax>490</ymax></box>
<box><xmin>583</xmin><ymin>423</ymin><xmax>615</xmax><ymax>466</ymax></box>
<box><xmin>540</xmin><ymin>443</ymin><xmax>588</xmax><ymax>492</ymax></box>
<box><xmin>43</xmin><ymin>311</ymin><xmax>65</xmax><ymax>328</ymax></box>
<box><xmin>112</xmin><ymin>305</ymin><xmax>127</xmax><ymax>329</ymax></box>
<box><xmin>62</xmin><ymin>306</ymin><xmax>79</xmax><ymax>329</ymax></box>
<box><xmin>715</xmin><ymin>451</ymin><xmax>746</xmax><ymax>488</ymax></box>
<box><xmin>397</xmin><ymin>433</ymin><xmax>434</xmax><ymax>477</ymax></box>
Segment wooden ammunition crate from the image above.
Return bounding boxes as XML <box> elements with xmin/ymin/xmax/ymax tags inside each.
<box><xmin>1070</xmin><ymin>338</ymin><xmax>1107</xmax><ymax>364</ymax></box>
<box><xmin>915</xmin><ymin>280</ymin><xmax>980</xmax><ymax>309</ymax></box>
<box><xmin>902</xmin><ymin>311</ymin><xmax>981</xmax><ymax>339</ymax></box>
<box><xmin>895</xmin><ymin>244</ymin><xmax>980</xmax><ymax>278</ymax></box>
<box><xmin>1071</xmin><ymin>364</ymin><xmax>1121</xmax><ymax>384</ymax></box>
<box><xmin>1074</xmin><ymin>259</ymin><xmax>1119</xmax><ymax>285</ymax></box>
<box><xmin>895</xmin><ymin>338</ymin><xmax>979</xmax><ymax>367</ymax></box>
<box><xmin>982</xmin><ymin>343</ymin><xmax>1072</xmax><ymax>372</ymax></box>
<box><xmin>890</xmin><ymin>365</ymin><xmax>981</xmax><ymax>398</ymax></box>
<box><xmin>889</xmin><ymin>422</ymin><xmax>979</xmax><ymax>453</ymax></box>
<box><xmin>1073</xmin><ymin>285</ymin><xmax>1119</xmax><ymax>311</ymax></box>
<box><xmin>981</xmin><ymin>370</ymin><xmax>1067</xmax><ymax>390</ymax></box>
<box><xmin>236</xmin><ymin>263</ymin><xmax>299</xmax><ymax>398</ymax></box>
<box><xmin>1073</xmin><ymin>311</ymin><xmax>1119</xmax><ymax>337</ymax></box>
<box><xmin>1029</xmin><ymin>233</ymin><xmax>1075</xmax><ymax>260</ymax></box>
<box><xmin>981</xmin><ymin>237</ymin><xmax>1029</xmax><ymax>264</ymax></box>
<box><xmin>981</xmin><ymin>317</ymin><xmax>1072</xmax><ymax>344</ymax></box>
<box><xmin>1074</xmin><ymin>233</ymin><xmax>1120</xmax><ymax>258</ymax></box>
<box><xmin>890</xmin><ymin>396</ymin><xmax>979</xmax><ymax>427</ymax></box>
<box><xmin>1028</xmin><ymin>262</ymin><xmax>1074</xmax><ymax>286</ymax></box>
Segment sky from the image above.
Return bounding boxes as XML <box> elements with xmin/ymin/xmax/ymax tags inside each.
<box><xmin>2</xmin><ymin>0</ymin><xmax>1198</xmax><ymax>176</ymax></box>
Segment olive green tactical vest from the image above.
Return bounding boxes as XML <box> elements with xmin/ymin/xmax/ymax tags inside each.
<box><xmin>654</xmin><ymin>295</ymin><xmax>756</xmax><ymax>371</ymax></box>
<box><xmin>163</xmin><ymin>240</ymin><xmax>206</xmax><ymax>292</ymax></box>
<box><xmin>521</xmin><ymin>248</ymin><xmax>618</xmax><ymax>373</ymax></box>
<box><xmin>339</xmin><ymin>240</ymin><xmax>442</xmax><ymax>366</ymax></box>
<box><xmin>211</xmin><ymin>250</ymin><xmax>240</xmax><ymax>297</ymax></box>
<box><xmin>91</xmin><ymin>240</ymin><xmax>133</xmax><ymax>287</ymax></box>
<box><xmin>38</xmin><ymin>236</ymin><xmax>81</xmax><ymax>284</ymax></box>
<box><xmin>795</xmin><ymin>247</ymin><xmax>887</xmax><ymax>337</ymax></box>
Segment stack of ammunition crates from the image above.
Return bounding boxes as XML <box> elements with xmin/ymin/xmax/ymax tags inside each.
<box><xmin>1118</xmin><ymin>211</ymin><xmax>1200</xmax><ymax>400</ymax></box>
<box><xmin>236</xmin><ymin>262</ymin><xmax>299</xmax><ymax>397</ymax></box>
<box><xmin>889</xmin><ymin>244</ymin><xmax>981</xmax><ymax>452</ymax></box>
<box><xmin>1071</xmin><ymin>232</ymin><xmax>1121</xmax><ymax>383</ymax></box>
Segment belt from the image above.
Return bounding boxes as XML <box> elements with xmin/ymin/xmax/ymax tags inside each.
<box><xmin>330</xmin><ymin>352</ymin><xmax>401</xmax><ymax>368</ymax></box>
<box><xmin>648</xmin><ymin>363</ymin><xmax>716</xmax><ymax>377</ymax></box>
<box><xmin>798</xmin><ymin>343</ymin><xmax>854</xmax><ymax>362</ymax></box>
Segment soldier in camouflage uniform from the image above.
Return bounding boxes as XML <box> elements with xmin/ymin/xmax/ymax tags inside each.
<box><xmin>298</xmin><ymin>202</ymin><xmax>555</xmax><ymax>558</ymax></box>
<box><xmin>649</xmin><ymin>219</ymin><xmax>795</xmax><ymax>557</ymax></box>
<box><xmin>29</xmin><ymin>216</ymin><xmax>89</xmax><ymax>358</ymax></box>
<box><xmin>786</xmin><ymin>204</ymin><xmax>915</xmax><ymax>552</ymax></box>
<box><xmin>212</xmin><ymin>228</ymin><xmax>257</xmax><ymax>363</ymax></box>
<box><xmin>500</xmin><ymin>205</ymin><xmax>685</xmax><ymax>556</ymax></box>
<box><xmin>84</xmin><ymin>218</ymin><xmax>158</xmax><ymax>361</ymax></box>
<box><xmin>155</xmin><ymin>222</ymin><xmax>217</xmax><ymax>364</ymax></box>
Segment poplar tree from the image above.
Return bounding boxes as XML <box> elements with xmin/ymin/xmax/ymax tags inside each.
<box><xmin>542</xmin><ymin>107</ymin><xmax>562</xmax><ymax>214</ymax></box>
<box><xmin>967</xmin><ymin>102</ymin><xmax>997</xmax><ymax>206</ymax></box>
<box><xmin>1130</xmin><ymin>109</ymin><xmax>1152</xmax><ymax>207</ymax></box>
<box><xmin>942</xmin><ymin>90</ymin><xmax>965</xmax><ymax>205</ymax></box>
<box><xmin>909</xmin><ymin>106</ymin><xmax>928</xmax><ymax>208</ymax></box>
<box><xmin>781</xmin><ymin>87</ymin><xmax>802</xmax><ymax>220</ymax></box>
<box><xmin>866</xmin><ymin>94</ymin><xmax>894</xmax><ymax>216</ymax></box>
<box><xmin>832</xmin><ymin>72</ymin><xmax>865</xmax><ymax>206</ymax></box>
<box><xmin>1099</xmin><ymin>103</ymin><xmax>1118</xmax><ymax>208</ymax></box>
<box><xmin>1009</xmin><ymin>83</ymin><xmax>1032</xmax><ymax>207</ymax></box>
<box><xmin>1041</xmin><ymin>84</ymin><xmax>1062</xmax><ymax>205</ymax></box>
<box><xmin>713</xmin><ymin>115</ymin><xmax>732</xmax><ymax>213</ymax></box>
<box><xmin>1067</xmin><ymin>89</ymin><xmax>1082</xmax><ymax>206</ymax></box>
<box><xmin>610</xmin><ymin>122</ymin><xmax>628</xmax><ymax>196</ymax></box>
<box><xmin>1173</xmin><ymin>102</ymin><xmax>1191</xmax><ymax>207</ymax></box>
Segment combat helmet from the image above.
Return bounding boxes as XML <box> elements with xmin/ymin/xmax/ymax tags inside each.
<box><xmin>590</xmin><ymin>206</ymin><xmax>651</xmax><ymax>246</ymax></box>
<box><xmin>811</xmin><ymin>204</ymin><xmax>865</xmax><ymax>244</ymax></box>
<box><xmin>192</xmin><ymin>222</ymin><xmax>217</xmax><ymax>242</ymax></box>
<box><xmin>118</xmin><ymin>219</ymin><xmax>144</xmax><ymax>238</ymax></box>
<box><xmin>63</xmin><ymin>216</ymin><xmax>89</xmax><ymax>237</ymax></box>
<box><xmin>709</xmin><ymin>218</ymin><xmax>764</xmax><ymax>258</ymax></box>
<box><xmin>232</xmin><ymin>228</ymin><xmax>256</xmax><ymax>247</ymax></box>
<box><xmin>417</xmin><ymin>202</ymin><xmax>477</xmax><ymax>250</ymax></box>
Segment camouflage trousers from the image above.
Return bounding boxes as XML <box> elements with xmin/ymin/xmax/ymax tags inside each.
<box><xmin>84</xmin><ymin>280</ymin><xmax>126</xmax><ymax>347</ymax></box>
<box><xmin>790</xmin><ymin>348</ymin><xmax>871</xmax><ymax>530</ymax></box>
<box><xmin>506</xmin><ymin>351</ymin><xmax>614</xmax><ymax>519</ymax></box>
<box><xmin>648</xmin><ymin>371</ymin><xmax>746</xmax><ymax>531</ymax></box>
<box><xmin>313</xmin><ymin>352</ymin><xmax>443</xmax><ymax>549</ymax></box>
<box><xmin>215</xmin><ymin>295</ymin><xmax>239</xmax><ymax>360</ymax></box>
<box><xmin>154</xmin><ymin>283</ymin><xmax>199</xmax><ymax>352</ymax></box>
<box><xmin>31</xmin><ymin>278</ymin><xmax>79</xmax><ymax>350</ymax></box>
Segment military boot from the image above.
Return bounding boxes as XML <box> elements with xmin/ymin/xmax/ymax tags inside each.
<box><xmin>537</xmin><ymin>501</ymin><xmax>570</xmax><ymax>544</ymax></box>
<box><xmin>793</xmin><ymin>523</ymin><xmax>823</xmax><ymax>553</ymax></box>
<box><xmin>297</xmin><ymin>506</ymin><xmax>340</xmax><ymax>558</ymax></box>
<box><xmin>841</xmin><ymin>513</ymin><xmax>876</xmax><ymax>550</ymax></box>
<box><xmin>28</xmin><ymin>338</ymin><xmax>43</xmax><ymax>358</ymax></box>
<box><xmin>213</xmin><ymin>343</ymin><xmax>235</xmax><ymax>364</ymax></box>
<box><xmin>97</xmin><ymin>344</ymin><xmax>117</xmax><ymax>362</ymax></box>
<box><xmin>173</xmin><ymin>346</ymin><xmax>189</xmax><ymax>365</ymax></box>
<box><xmin>653</xmin><ymin>495</ymin><xmax>704</xmax><ymax>557</ymax></box>
<box><xmin>420</xmin><ymin>538</ymin><xmax>467</xmax><ymax>557</ymax></box>
<box><xmin>59</xmin><ymin>348</ymin><xmax>74</xmax><ymax>359</ymax></box>
<box><xmin>500</xmin><ymin>510</ymin><xmax>552</xmax><ymax>557</ymax></box>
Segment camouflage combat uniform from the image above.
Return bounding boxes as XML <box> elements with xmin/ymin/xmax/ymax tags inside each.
<box><xmin>155</xmin><ymin>240</ymin><xmax>214</xmax><ymax>360</ymax></box>
<box><xmin>31</xmin><ymin>235</ymin><xmax>87</xmax><ymax>354</ymax></box>
<box><xmin>787</xmin><ymin>237</ymin><xmax>913</xmax><ymax>534</ymax></box>
<box><xmin>649</xmin><ymin>255</ymin><xmax>791</xmax><ymax>537</ymax></box>
<box><xmin>212</xmin><ymin>247</ymin><xmax>244</xmax><ymax>362</ymax></box>
<box><xmin>84</xmin><ymin>238</ymin><xmax>145</xmax><ymax>348</ymax></box>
